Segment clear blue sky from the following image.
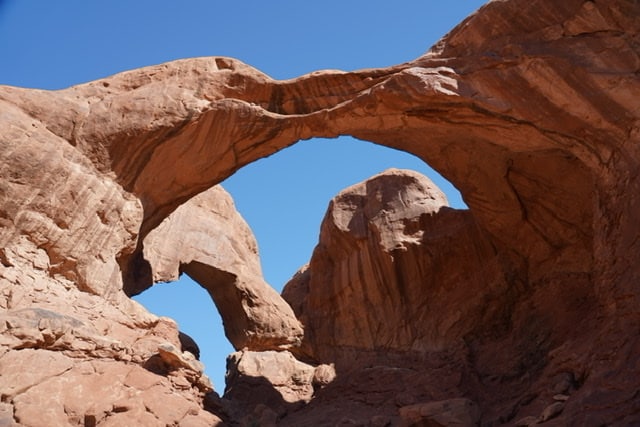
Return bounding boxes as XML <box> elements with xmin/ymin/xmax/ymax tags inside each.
<box><xmin>1</xmin><ymin>1</ymin><xmax>484</xmax><ymax>392</ymax></box>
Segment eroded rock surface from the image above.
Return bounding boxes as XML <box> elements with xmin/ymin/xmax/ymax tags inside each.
<box><xmin>0</xmin><ymin>249</ymin><xmax>221</xmax><ymax>426</ymax></box>
<box><xmin>0</xmin><ymin>0</ymin><xmax>639</xmax><ymax>425</ymax></box>
<box><xmin>283</xmin><ymin>168</ymin><xmax>508</xmax><ymax>367</ymax></box>
<box><xmin>277</xmin><ymin>169</ymin><xmax>532</xmax><ymax>425</ymax></box>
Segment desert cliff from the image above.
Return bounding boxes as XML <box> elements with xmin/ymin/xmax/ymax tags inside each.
<box><xmin>1</xmin><ymin>0</ymin><xmax>639</xmax><ymax>425</ymax></box>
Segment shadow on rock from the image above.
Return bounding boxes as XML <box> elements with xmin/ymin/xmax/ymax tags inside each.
<box><xmin>214</xmin><ymin>375</ymin><xmax>306</xmax><ymax>426</ymax></box>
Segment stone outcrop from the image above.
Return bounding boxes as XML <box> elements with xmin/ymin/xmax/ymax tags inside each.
<box><xmin>223</xmin><ymin>350</ymin><xmax>335</xmax><ymax>421</ymax></box>
<box><xmin>0</xmin><ymin>256</ymin><xmax>221</xmax><ymax>426</ymax></box>
<box><xmin>277</xmin><ymin>168</ymin><xmax>594</xmax><ymax>424</ymax></box>
<box><xmin>283</xmin><ymin>168</ymin><xmax>508</xmax><ymax>367</ymax></box>
<box><xmin>0</xmin><ymin>0</ymin><xmax>639</xmax><ymax>425</ymax></box>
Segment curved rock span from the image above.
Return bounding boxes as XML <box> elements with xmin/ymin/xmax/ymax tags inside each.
<box><xmin>0</xmin><ymin>0</ymin><xmax>639</xmax><ymax>425</ymax></box>
<box><xmin>143</xmin><ymin>185</ymin><xmax>303</xmax><ymax>352</ymax></box>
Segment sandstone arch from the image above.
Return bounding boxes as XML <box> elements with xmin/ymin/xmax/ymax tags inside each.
<box><xmin>1</xmin><ymin>0</ymin><xmax>639</xmax><ymax>424</ymax></box>
<box><xmin>141</xmin><ymin>185</ymin><xmax>303</xmax><ymax>352</ymax></box>
<box><xmin>4</xmin><ymin>0</ymin><xmax>630</xmax><ymax>299</ymax></box>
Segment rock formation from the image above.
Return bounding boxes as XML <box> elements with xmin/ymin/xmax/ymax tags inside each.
<box><xmin>283</xmin><ymin>168</ymin><xmax>507</xmax><ymax>366</ymax></box>
<box><xmin>0</xmin><ymin>0</ymin><xmax>639</xmax><ymax>425</ymax></box>
<box><xmin>143</xmin><ymin>185</ymin><xmax>303</xmax><ymax>352</ymax></box>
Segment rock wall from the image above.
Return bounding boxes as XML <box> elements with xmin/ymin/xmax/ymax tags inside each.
<box><xmin>283</xmin><ymin>169</ymin><xmax>509</xmax><ymax>364</ymax></box>
<box><xmin>0</xmin><ymin>0</ymin><xmax>639</xmax><ymax>425</ymax></box>
<box><xmin>281</xmin><ymin>169</ymin><xmax>600</xmax><ymax>425</ymax></box>
<box><xmin>0</xmin><ymin>244</ymin><xmax>221</xmax><ymax>426</ymax></box>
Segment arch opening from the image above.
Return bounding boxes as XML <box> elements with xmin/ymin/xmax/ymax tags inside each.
<box><xmin>132</xmin><ymin>135</ymin><xmax>467</xmax><ymax>394</ymax></box>
<box><xmin>132</xmin><ymin>274</ymin><xmax>234</xmax><ymax>394</ymax></box>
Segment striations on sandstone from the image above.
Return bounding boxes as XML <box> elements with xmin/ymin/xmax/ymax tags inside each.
<box><xmin>1</xmin><ymin>0</ymin><xmax>639</xmax><ymax>425</ymax></box>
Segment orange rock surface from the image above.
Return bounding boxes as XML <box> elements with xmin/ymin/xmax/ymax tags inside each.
<box><xmin>1</xmin><ymin>0</ymin><xmax>639</xmax><ymax>425</ymax></box>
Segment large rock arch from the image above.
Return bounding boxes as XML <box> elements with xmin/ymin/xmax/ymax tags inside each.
<box><xmin>0</xmin><ymin>0</ymin><xmax>638</xmax><ymax>424</ymax></box>
<box><xmin>3</xmin><ymin>0</ymin><xmax>631</xmax><ymax>295</ymax></box>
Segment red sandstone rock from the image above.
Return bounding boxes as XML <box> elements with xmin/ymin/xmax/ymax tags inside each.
<box><xmin>0</xmin><ymin>0</ymin><xmax>638</xmax><ymax>425</ymax></box>
<box><xmin>283</xmin><ymin>168</ymin><xmax>507</xmax><ymax>367</ymax></box>
<box><xmin>143</xmin><ymin>185</ymin><xmax>303</xmax><ymax>351</ymax></box>
<box><xmin>0</xmin><ymin>238</ymin><xmax>222</xmax><ymax>425</ymax></box>
<box><xmin>222</xmin><ymin>350</ymin><xmax>335</xmax><ymax>425</ymax></box>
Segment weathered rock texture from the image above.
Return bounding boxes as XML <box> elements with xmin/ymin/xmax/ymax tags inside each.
<box><xmin>0</xmin><ymin>0</ymin><xmax>639</xmax><ymax>425</ymax></box>
<box><xmin>221</xmin><ymin>350</ymin><xmax>335</xmax><ymax>423</ymax></box>
<box><xmin>0</xmin><ymin>260</ymin><xmax>221</xmax><ymax>426</ymax></box>
<box><xmin>283</xmin><ymin>168</ymin><xmax>508</xmax><ymax>366</ymax></box>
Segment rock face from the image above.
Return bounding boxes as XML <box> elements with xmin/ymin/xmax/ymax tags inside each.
<box><xmin>283</xmin><ymin>168</ymin><xmax>508</xmax><ymax>368</ymax></box>
<box><xmin>0</xmin><ymin>0</ymin><xmax>639</xmax><ymax>425</ymax></box>
<box><xmin>278</xmin><ymin>168</ymin><xmax>578</xmax><ymax>425</ymax></box>
<box><xmin>223</xmin><ymin>350</ymin><xmax>335</xmax><ymax>421</ymax></box>
<box><xmin>0</xmin><ymin>270</ymin><xmax>222</xmax><ymax>426</ymax></box>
